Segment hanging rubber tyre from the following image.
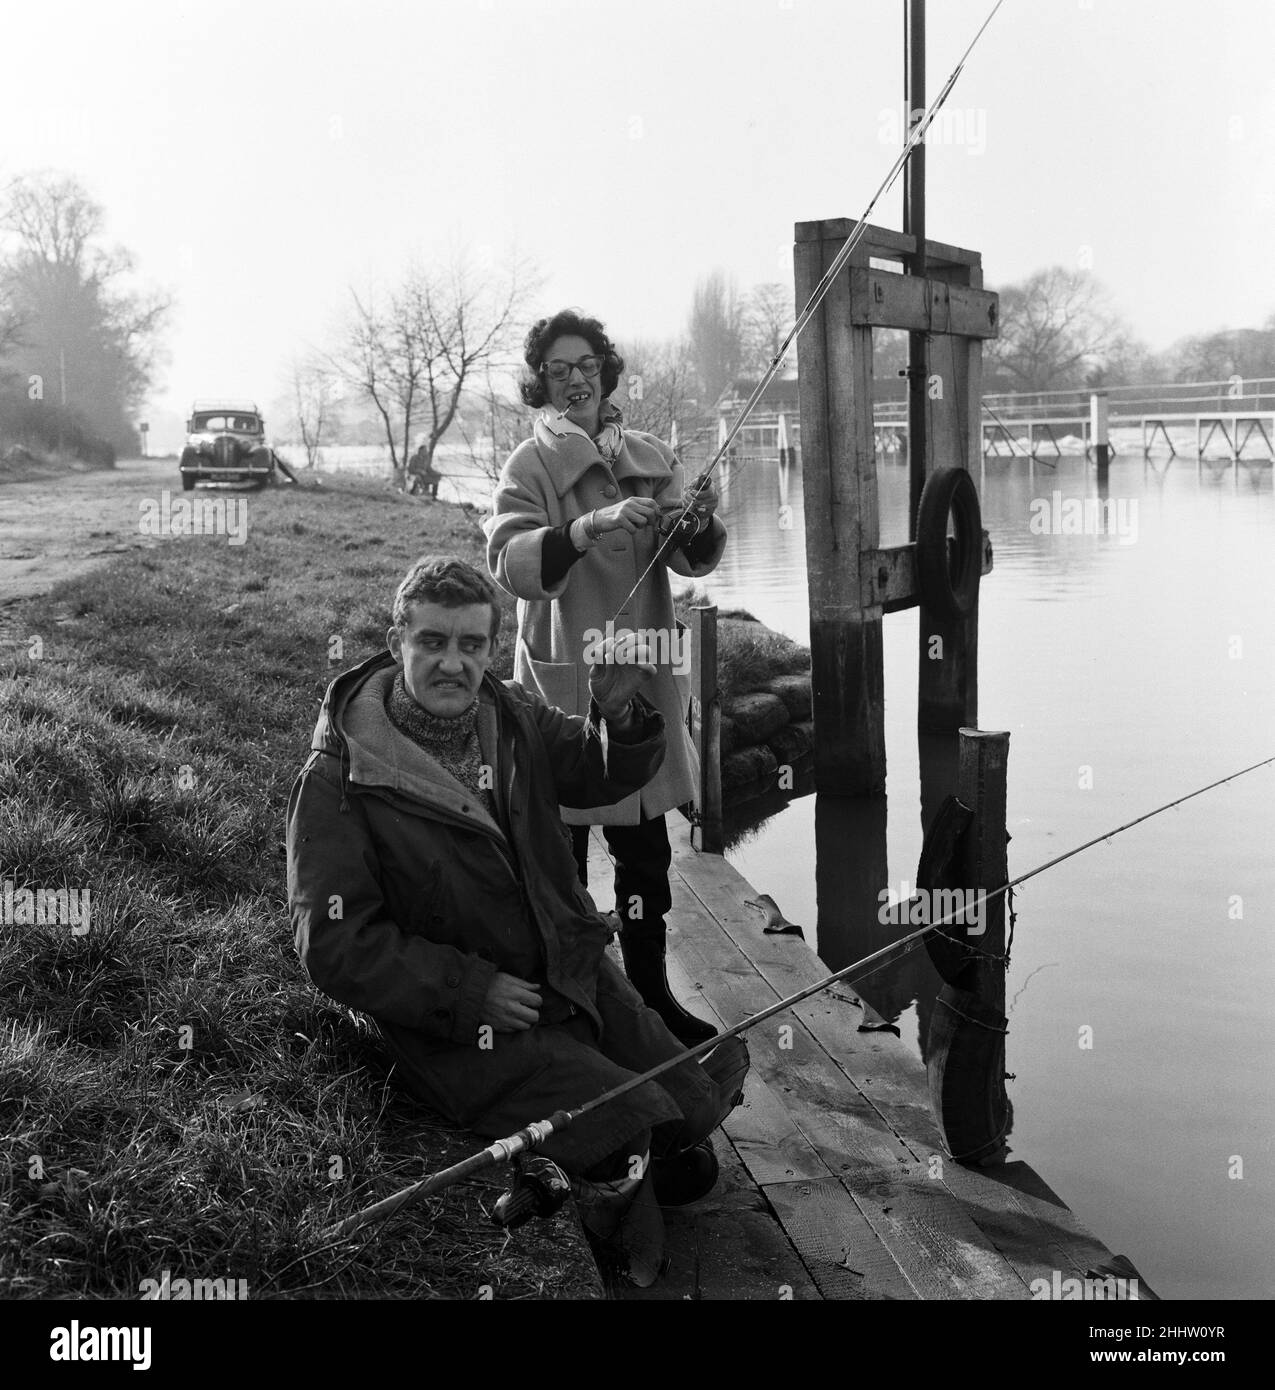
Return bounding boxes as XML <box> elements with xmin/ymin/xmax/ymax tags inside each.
<box><xmin>916</xmin><ymin>466</ymin><xmax>982</xmax><ymax>618</ymax></box>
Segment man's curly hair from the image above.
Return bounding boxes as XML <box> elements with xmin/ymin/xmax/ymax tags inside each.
<box><xmin>392</xmin><ymin>555</ymin><xmax>501</xmax><ymax>642</ymax></box>
<box><xmin>519</xmin><ymin>309</ymin><xmax>625</xmax><ymax>408</ymax></box>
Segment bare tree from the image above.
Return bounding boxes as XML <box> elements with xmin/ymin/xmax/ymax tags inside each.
<box><xmin>741</xmin><ymin>282</ymin><xmax>793</xmax><ymax>377</ymax></box>
<box><xmin>329</xmin><ymin>249</ymin><xmax>539</xmax><ymax>488</ymax></box>
<box><xmin>0</xmin><ymin>170</ymin><xmax>169</xmax><ymax>452</ymax></box>
<box><xmin>616</xmin><ymin>336</ymin><xmax>709</xmax><ymax>456</ymax></box>
<box><xmin>687</xmin><ymin>269</ymin><xmax>744</xmax><ymax>408</ymax></box>
<box><xmin>289</xmin><ymin>355</ymin><xmax>337</xmax><ymax>468</ymax></box>
<box><xmin>453</xmin><ymin>366</ymin><xmax>528</xmax><ymax>492</ymax></box>
<box><xmin>984</xmin><ymin>267</ymin><xmax>1122</xmax><ymax>393</ymax></box>
<box><xmin>0</xmin><ymin>281</ymin><xmax>28</xmax><ymax>387</ymax></box>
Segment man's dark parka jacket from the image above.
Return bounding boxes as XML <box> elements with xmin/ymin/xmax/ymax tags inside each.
<box><xmin>286</xmin><ymin>651</ymin><xmax>668</xmax><ymax>1125</ymax></box>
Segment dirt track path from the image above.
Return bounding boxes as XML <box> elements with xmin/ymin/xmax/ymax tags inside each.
<box><xmin>0</xmin><ymin>457</ymin><xmax>176</xmax><ymax>622</ymax></box>
<box><xmin>0</xmin><ymin>457</ymin><xmax>187</xmax><ymax>648</ymax></box>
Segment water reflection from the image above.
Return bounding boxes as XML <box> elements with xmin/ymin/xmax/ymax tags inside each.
<box><xmin>702</xmin><ymin>443</ymin><xmax>1275</xmax><ymax>1296</ymax></box>
<box><xmin>807</xmin><ymin>731</ymin><xmax>963</xmax><ymax>1070</ymax></box>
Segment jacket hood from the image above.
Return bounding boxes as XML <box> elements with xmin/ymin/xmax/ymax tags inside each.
<box><xmin>309</xmin><ymin>650</ymin><xmax>508</xmax><ymax>838</ymax></box>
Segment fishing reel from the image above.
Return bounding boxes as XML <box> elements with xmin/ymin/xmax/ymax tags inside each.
<box><xmin>657</xmin><ymin>508</ymin><xmax>707</xmax><ymax>541</ymax></box>
<box><xmin>657</xmin><ymin>471</ymin><xmax>714</xmax><ymax>540</ymax></box>
<box><xmin>490</xmin><ymin>1154</ymin><xmax>572</xmax><ymax>1230</ymax></box>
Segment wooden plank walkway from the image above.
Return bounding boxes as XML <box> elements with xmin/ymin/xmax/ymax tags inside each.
<box><xmin>586</xmin><ymin>821</ymin><xmax>1131</xmax><ymax>1301</ymax></box>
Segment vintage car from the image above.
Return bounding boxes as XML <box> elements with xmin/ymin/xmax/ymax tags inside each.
<box><xmin>179</xmin><ymin>400</ymin><xmax>277</xmax><ymax>490</ymax></box>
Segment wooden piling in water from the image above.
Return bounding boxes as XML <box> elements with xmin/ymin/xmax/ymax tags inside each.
<box><xmin>1091</xmin><ymin>390</ymin><xmax>1110</xmax><ymax>486</ymax></box>
<box><xmin>794</xmin><ymin>221</ymin><xmax>885</xmax><ymax>795</ymax></box>
<box><xmin>687</xmin><ymin>604</ymin><xmax>723</xmax><ymax>853</ymax></box>
<box><xmin>957</xmin><ymin>727</ymin><xmax>1009</xmax><ymax>1016</ymax></box>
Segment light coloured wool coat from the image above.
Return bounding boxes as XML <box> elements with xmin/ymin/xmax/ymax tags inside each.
<box><xmin>485</xmin><ymin>410</ymin><xmax>727</xmax><ymax>825</ymax></box>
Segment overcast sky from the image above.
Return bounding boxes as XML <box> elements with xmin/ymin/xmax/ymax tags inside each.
<box><xmin>5</xmin><ymin>0</ymin><xmax>1271</xmax><ymax>444</ymax></box>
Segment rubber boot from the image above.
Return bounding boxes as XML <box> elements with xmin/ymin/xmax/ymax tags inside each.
<box><xmin>617</xmin><ymin>928</ymin><xmax>717</xmax><ymax>1045</ymax></box>
<box><xmin>648</xmin><ymin>1035</ymin><xmax>749</xmax><ymax>1206</ymax></box>
<box><xmin>572</xmin><ymin>1153</ymin><xmax>665</xmax><ymax>1288</ymax></box>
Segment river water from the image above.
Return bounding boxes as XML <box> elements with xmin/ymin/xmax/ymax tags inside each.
<box><xmin>688</xmin><ymin>438</ymin><xmax>1274</xmax><ymax>1301</ymax></box>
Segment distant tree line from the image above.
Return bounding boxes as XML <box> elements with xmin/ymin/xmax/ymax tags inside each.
<box><xmin>277</xmin><ymin>256</ymin><xmax>1275</xmax><ymax>480</ymax></box>
<box><xmin>0</xmin><ymin>171</ymin><xmax>169</xmax><ymax>464</ymax></box>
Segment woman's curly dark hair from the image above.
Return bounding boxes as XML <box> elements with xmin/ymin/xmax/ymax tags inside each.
<box><xmin>519</xmin><ymin>309</ymin><xmax>625</xmax><ymax>408</ymax></box>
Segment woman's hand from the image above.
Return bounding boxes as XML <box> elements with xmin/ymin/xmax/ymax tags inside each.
<box><xmin>683</xmin><ymin>473</ymin><xmax>719</xmax><ymax>521</ymax></box>
<box><xmin>592</xmin><ymin>497</ymin><xmax>662</xmax><ymax>534</ymax></box>
<box><xmin>658</xmin><ymin>473</ymin><xmax>719</xmax><ymax>538</ymax></box>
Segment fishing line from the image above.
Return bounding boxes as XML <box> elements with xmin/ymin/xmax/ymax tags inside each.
<box><xmin>319</xmin><ymin>750</ymin><xmax>1273</xmax><ymax>1242</ymax></box>
<box><xmin>603</xmin><ymin>0</ymin><xmax>1008</xmax><ymax>628</ymax></box>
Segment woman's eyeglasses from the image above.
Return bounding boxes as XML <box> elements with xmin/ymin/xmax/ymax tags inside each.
<box><xmin>541</xmin><ymin>355</ymin><xmax>603</xmax><ymax>381</ymax></box>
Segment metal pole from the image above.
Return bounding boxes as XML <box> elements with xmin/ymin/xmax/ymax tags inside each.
<box><xmin>906</xmin><ymin>0</ymin><xmax>928</xmax><ymax>539</ymax></box>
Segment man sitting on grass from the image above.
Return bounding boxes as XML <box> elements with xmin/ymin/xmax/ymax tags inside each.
<box><xmin>286</xmin><ymin>556</ymin><xmax>747</xmax><ymax>1277</ymax></box>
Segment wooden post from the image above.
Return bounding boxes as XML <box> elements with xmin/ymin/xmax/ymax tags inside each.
<box><xmin>688</xmin><ymin>605</ymin><xmax>723</xmax><ymax>853</ymax></box>
<box><xmin>917</xmin><ymin>254</ymin><xmax>983</xmax><ymax>735</ymax></box>
<box><xmin>905</xmin><ymin>0</ymin><xmax>928</xmax><ymax>538</ymax></box>
<box><xmin>957</xmin><ymin>728</ymin><xmax>1009</xmax><ymax>1018</ymax></box>
<box><xmin>1091</xmin><ymin>390</ymin><xmax>1110</xmax><ymax>485</ymax></box>
<box><xmin>795</xmin><ymin>221</ymin><xmax>885</xmax><ymax>794</ymax></box>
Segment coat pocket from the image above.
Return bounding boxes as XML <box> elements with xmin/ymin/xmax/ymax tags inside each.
<box><xmin>523</xmin><ymin>653</ymin><xmax>580</xmax><ymax>716</ymax></box>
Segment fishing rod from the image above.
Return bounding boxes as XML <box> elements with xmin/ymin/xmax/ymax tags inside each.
<box><xmin>319</xmin><ymin>749</ymin><xmax>1273</xmax><ymax>1243</ymax></box>
<box><xmin>602</xmin><ymin>0</ymin><xmax>1008</xmax><ymax>626</ymax></box>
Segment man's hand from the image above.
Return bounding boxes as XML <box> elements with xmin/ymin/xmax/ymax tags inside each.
<box><xmin>587</xmin><ymin>633</ymin><xmax>656</xmax><ymax>724</ymax></box>
<box><xmin>481</xmin><ymin>972</ymin><xmax>542</xmax><ymax>1032</ymax></box>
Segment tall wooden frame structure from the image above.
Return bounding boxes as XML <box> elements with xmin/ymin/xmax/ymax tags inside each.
<box><xmin>794</xmin><ymin>218</ymin><xmax>998</xmax><ymax>795</ymax></box>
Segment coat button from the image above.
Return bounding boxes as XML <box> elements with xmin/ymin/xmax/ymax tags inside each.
<box><xmin>602</xmin><ymin>485</ymin><xmax>617</xmax><ymax>498</ymax></box>
<box><xmin>446</xmin><ymin>973</ymin><xmax>460</xmax><ymax>988</ymax></box>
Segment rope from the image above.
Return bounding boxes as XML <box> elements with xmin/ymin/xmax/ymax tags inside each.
<box><xmin>605</xmin><ymin>0</ymin><xmax>1008</xmax><ymax>628</ymax></box>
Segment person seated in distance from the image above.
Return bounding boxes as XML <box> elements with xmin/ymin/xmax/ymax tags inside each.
<box><xmin>286</xmin><ymin>556</ymin><xmax>747</xmax><ymax>1271</ymax></box>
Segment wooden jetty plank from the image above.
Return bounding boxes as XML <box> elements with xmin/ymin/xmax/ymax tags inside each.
<box><xmin>667</xmin><ymin>875</ymin><xmax>913</xmax><ymax>1170</ymax></box>
<box><xmin>762</xmin><ymin>1176</ymin><xmax>919</xmax><ymax>1301</ymax></box>
<box><xmin>664</xmin><ymin>871</ymin><xmax>1029</xmax><ymax>1300</ymax></box>
<box><xmin>718</xmin><ymin>1069</ymin><xmax>840</xmax><ymax>1187</ymax></box>
<box><xmin>668</xmin><ymin>836</ymin><xmax>947</xmax><ymax>1149</ymax></box>
<box><xmin>834</xmin><ymin>1156</ymin><xmax>1031</xmax><ymax>1300</ymax></box>
<box><xmin>611</xmin><ymin>1131</ymin><xmax>822</xmax><ymax>1302</ymax></box>
<box><xmin>936</xmin><ymin>1160</ymin><xmax>1119</xmax><ymax>1283</ymax></box>
<box><xmin>667</xmin><ymin>832</ymin><xmax>1124</xmax><ymax>1288</ymax></box>
<box><xmin>592</xmin><ymin>828</ymin><xmax>1052</xmax><ymax>1300</ymax></box>
<box><xmin>589</xmin><ymin>831</ymin><xmax>912</xmax><ymax>1297</ymax></box>
<box><xmin>659</xmin><ymin>950</ymin><xmax>832</xmax><ymax>1186</ymax></box>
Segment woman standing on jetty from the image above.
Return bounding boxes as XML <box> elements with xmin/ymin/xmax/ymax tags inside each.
<box><xmin>485</xmin><ymin>309</ymin><xmax>726</xmax><ymax>1044</ymax></box>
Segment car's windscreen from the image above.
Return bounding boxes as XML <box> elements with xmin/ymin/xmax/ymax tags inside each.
<box><xmin>194</xmin><ymin>415</ymin><xmax>261</xmax><ymax>432</ymax></box>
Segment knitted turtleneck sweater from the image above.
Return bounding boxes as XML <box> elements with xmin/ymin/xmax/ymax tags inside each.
<box><xmin>384</xmin><ymin>673</ymin><xmax>498</xmax><ymax>820</ymax></box>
